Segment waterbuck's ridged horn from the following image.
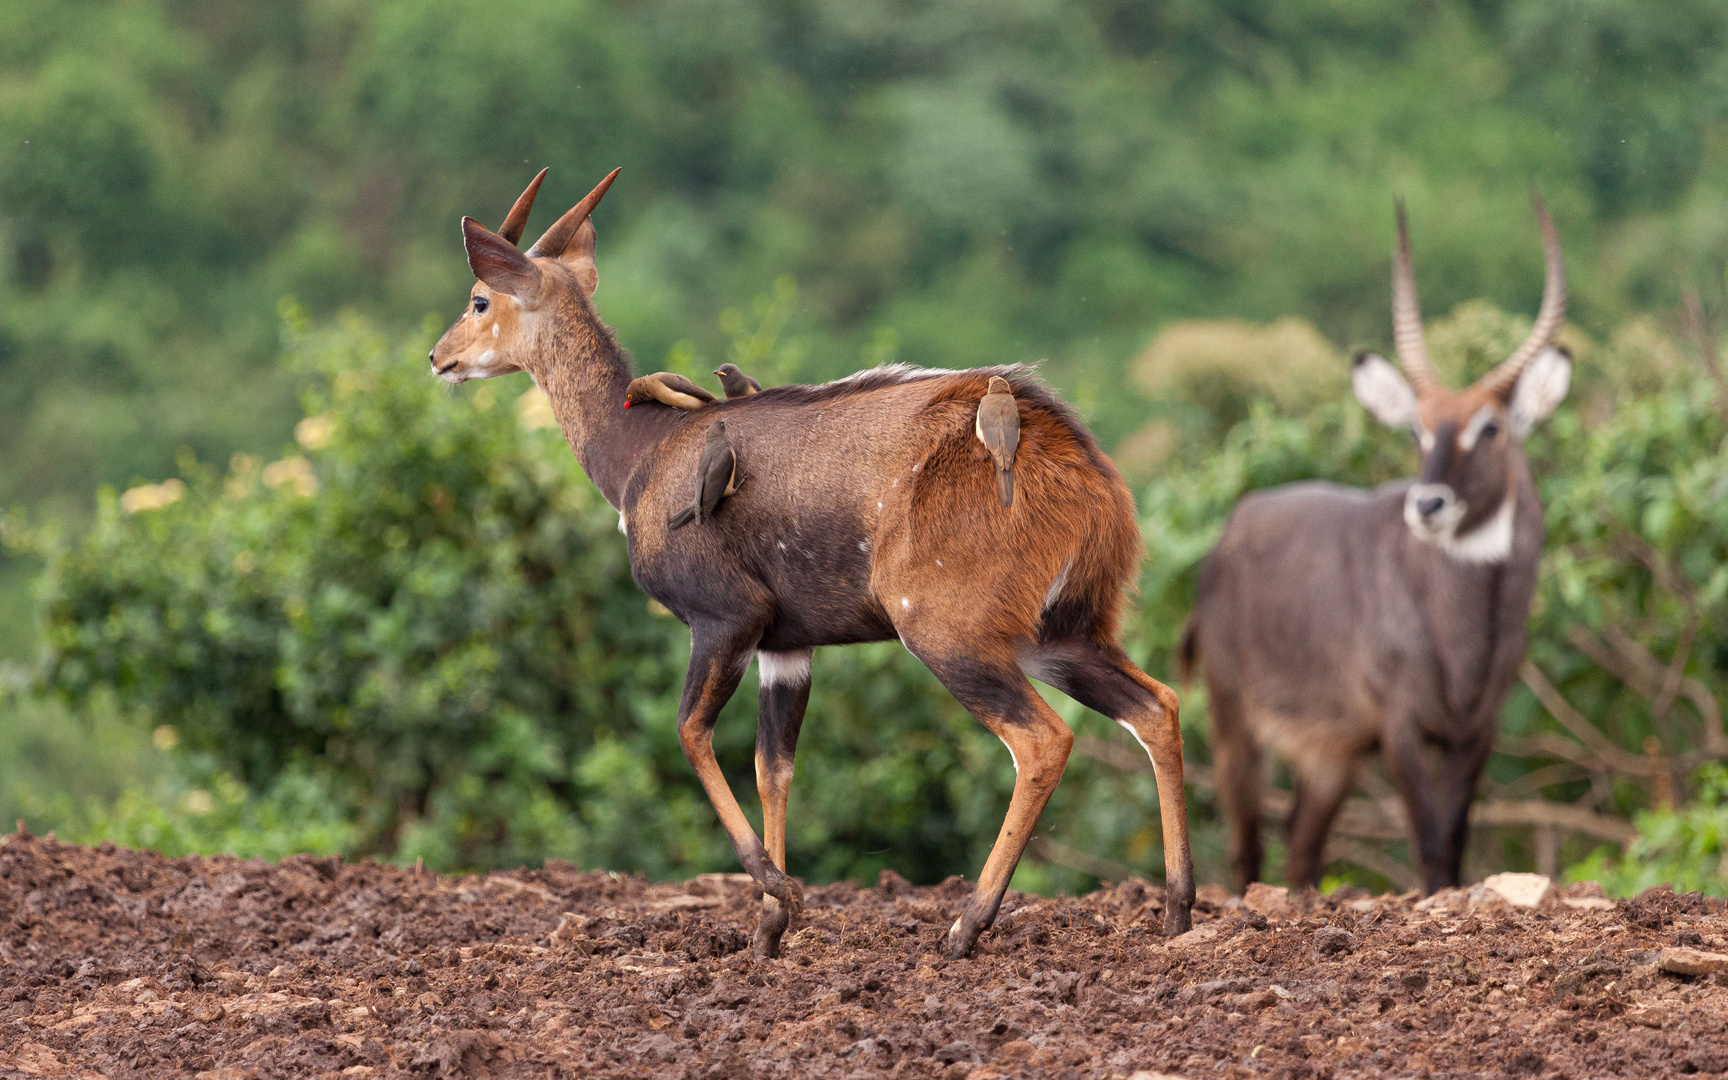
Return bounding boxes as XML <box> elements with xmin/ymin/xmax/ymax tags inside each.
<box><xmin>1391</xmin><ymin>199</ymin><xmax>1441</xmax><ymax>397</ymax></box>
<box><xmin>1474</xmin><ymin>190</ymin><xmax>1566</xmax><ymax>400</ymax></box>
<box><xmin>526</xmin><ymin>168</ymin><xmax>622</xmax><ymax>259</ymax></box>
<box><xmin>499</xmin><ymin>168</ymin><xmax>549</xmax><ymax>246</ymax></box>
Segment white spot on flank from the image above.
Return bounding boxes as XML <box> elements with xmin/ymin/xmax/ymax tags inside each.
<box><xmin>900</xmin><ymin>597</ymin><xmax>910</xmax><ymax>610</ymax></box>
<box><xmin>936</xmin><ymin>559</ymin><xmax>943</xmax><ymax>568</ymax></box>
<box><xmin>892</xmin><ymin>478</ymin><xmax>898</xmax><ymax>487</ymax></box>
<box><xmin>757</xmin><ymin>649</ymin><xmax>813</xmax><ymax>687</ymax></box>
<box><xmin>859</xmin><ymin>541</ymin><xmax>870</xmax><ymax>553</ymax></box>
<box><xmin>877</xmin><ymin>501</ymin><xmax>883</xmax><ymax>510</ymax></box>
<box><xmin>1043</xmin><ymin>557</ymin><xmax>1074</xmax><ymax>612</ymax></box>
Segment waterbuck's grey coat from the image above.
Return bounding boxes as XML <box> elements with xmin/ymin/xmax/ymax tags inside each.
<box><xmin>1182</xmin><ymin>195</ymin><xmax>1570</xmax><ymax>894</ymax></box>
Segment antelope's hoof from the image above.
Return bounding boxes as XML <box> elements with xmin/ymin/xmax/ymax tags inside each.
<box><xmin>1163</xmin><ymin>901</ymin><xmax>1193</xmax><ymax>936</ymax></box>
<box><xmin>944</xmin><ymin>917</ymin><xmax>979</xmax><ymax>960</ymax></box>
<box><xmin>759</xmin><ymin>864</ymin><xmax>803</xmax><ymax>913</ymax></box>
<box><xmin>753</xmin><ymin>895</ymin><xmax>792</xmax><ymax>958</ymax></box>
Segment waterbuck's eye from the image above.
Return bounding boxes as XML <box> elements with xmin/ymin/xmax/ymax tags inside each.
<box><xmin>472</xmin><ymin>296</ymin><xmax>489</xmax><ymax>315</ymax></box>
<box><xmin>1480</xmin><ymin>421</ymin><xmax>1499</xmax><ymax>441</ymax></box>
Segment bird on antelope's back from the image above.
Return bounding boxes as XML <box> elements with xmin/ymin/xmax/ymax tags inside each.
<box><xmin>625</xmin><ymin>372</ymin><xmax>717</xmax><ymax>411</ymax></box>
<box><xmin>975</xmin><ymin>375</ymin><xmax>1020</xmax><ymax>507</ymax></box>
<box><xmin>714</xmin><ymin>363</ymin><xmax>763</xmax><ymax>398</ymax></box>
<box><xmin>668</xmin><ymin>418</ymin><xmax>743</xmax><ymax>529</ymax></box>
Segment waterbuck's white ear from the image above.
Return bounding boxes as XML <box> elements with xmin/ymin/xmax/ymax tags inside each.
<box><xmin>1352</xmin><ymin>352</ymin><xmax>1420</xmax><ymax>428</ymax></box>
<box><xmin>1508</xmin><ymin>345</ymin><xmax>1571</xmax><ymax>437</ymax></box>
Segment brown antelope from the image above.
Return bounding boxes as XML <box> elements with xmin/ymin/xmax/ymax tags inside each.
<box><xmin>1181</xmin><ymin>194</ymin><xmax>1571</xmax><ymax>896</ymax></box>
<box><xmin>429</xmin><ymin>169</ymin><xmax>1195</xmax><ymax>958</ymax></box>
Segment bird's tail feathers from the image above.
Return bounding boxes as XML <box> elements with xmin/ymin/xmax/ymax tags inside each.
<box><xmin>667</xmin><ymin>505</ymin><xmax>696</xmax><ymax>530</ymax></box>
<box><xmin>996</xmin><ymin>466</ymin><xmax>1014</xmax><ymax>508</ymax></box>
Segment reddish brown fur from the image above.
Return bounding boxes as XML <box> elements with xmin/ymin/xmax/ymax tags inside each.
<box><xmin>430</xmin><ymin>170</ymin><xmax>1194</xmax><ymax>959</ymax></box>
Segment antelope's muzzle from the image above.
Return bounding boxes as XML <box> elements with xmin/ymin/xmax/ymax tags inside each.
<box><xmin>1403</xmin><ymin>483</ymin><xmax>1465</xmax><ymax>541</ymax></box>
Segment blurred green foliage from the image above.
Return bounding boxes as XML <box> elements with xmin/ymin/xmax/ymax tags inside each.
<box><xmin>4</xmin><ymin>0</ymin><xmax>1728</xmax><ymax>892</ymax></box>
<box><xmin>16</xmin><ymin>294</ymin><xmax>1726</xmax><ymax>893</ymax></box>
<box><xmin>1568</xmin><ymin>765</ymin><xmax>1728</xmax><ymax>897</ymax></box>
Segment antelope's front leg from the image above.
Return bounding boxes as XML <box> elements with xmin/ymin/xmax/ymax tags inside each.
<box><xmin>677</xmin><ymin>623</ymin><xmax>803</xmax><ymax>912</ymax></box>
<box><xmin>752</xmin><ymin>649</ymin><xmax>813</xmax><ymax>957</ymax></box>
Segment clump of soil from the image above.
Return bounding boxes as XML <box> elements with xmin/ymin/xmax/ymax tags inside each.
<box><xmin>2</xmin><ymin>828</ymin><xmax>1725</xmax><ymax>1078</ymax></box>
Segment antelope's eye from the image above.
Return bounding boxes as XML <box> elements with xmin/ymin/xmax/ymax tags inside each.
<box><xmin>1480</xmin><ymin>421</ymin><xmax>1499</xmax><ymax>441</ymax></box>
<box><xmin>472</xmin><ymin>296</ymin><xmax>489</xmax><ymax>315</ymax></box>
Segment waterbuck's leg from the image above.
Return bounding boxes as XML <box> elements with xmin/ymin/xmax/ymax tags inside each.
<box><xmin>1023</xmin><ymin>641</ymin><xmax>1195</xmax><ymax>933</ymax></box>
<box><xmin>1380</xmin><ymin>714</ymin><xmax>1448</xmax><ymax>894</ymax></box>
<box><xmin>751</xmin><ymin>648</ymin><xmax>813</xmax><ymax>958</ymax></box>
<box><xmin>1283</xmin><ymin>756</ymin><xmax>1358</xmax><ymax>891</ymax></box>
<box><xmin>1433</xmin><ymin>735</ymin><xmax>1492</xmax><ymax>887</ymax></box>
<box><xmin>678</xmin><ymin>621</ymin><xmax>803</xmax><ymax>912</ymax></box>
<box><xmin>1208</xmin><ymin>684</ymin><xmax>1263</xmax><ymax>898</ymax></box>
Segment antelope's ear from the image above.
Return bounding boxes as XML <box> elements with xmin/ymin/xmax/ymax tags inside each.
<box><xmin>462</xmin><ymin>217</ymin><xmax>543</xmax><ymax>299</ymax></box>
<box><xmin>1508</xmin><ymin>345</ymin><xmax>1570</xmax><ymax>437</ymax></box>
<box><xmin>1352</xmin><ymin>352</ymin><xmax>1420</xmax><ymax>428</ymax></box>
<box><xmin>557</xmin><ymin>218</ymin><xmax>599</xmax><ymax>295</ymax></box>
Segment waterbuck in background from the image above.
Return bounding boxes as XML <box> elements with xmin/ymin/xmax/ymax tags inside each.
<box><xmin>1181</xmin><ymin>194</ymin><xmax>1571</xmax><ymax>895</ymax></box>
<box><xmin>430</xmin><ymin>169</ymin><xmax>1195</xmax><ymax>957</ymax></box>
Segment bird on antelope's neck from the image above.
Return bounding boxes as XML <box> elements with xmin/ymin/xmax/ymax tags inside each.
<box><xmin>713</xmin><ymin>363</ymin><xmax>763</xmax><ymax>398</ymax></box>
<box><xmin>624</xmin><ymin>372</ymin><xmax>717</xmax><ymax>411</ymax></box>
<box><xmin>975</xmin><ymin>376</ymin><xmax>1020</xmax><ymax>507</ymax></box>
<box><xmin>668</xmin><ymin>419</ymin><xmax>744</xmax><ymax>529</ymax></box>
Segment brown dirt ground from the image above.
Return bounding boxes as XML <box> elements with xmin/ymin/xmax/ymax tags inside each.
<box><xmin>1</xmin><ymin>829</ymin><xmax>1725</xmax><ymax>1079</ymax></box>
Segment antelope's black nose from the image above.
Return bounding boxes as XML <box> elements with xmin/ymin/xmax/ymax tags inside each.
<box><xmin>1416</xmin><ymin>496</ymin><xmax>1446</xmax><ymax>519</ymax></box>
<box><xmin>428</xmin><ymin>349</ymin><xmax>436</xmax><ymax>362</ymax></box>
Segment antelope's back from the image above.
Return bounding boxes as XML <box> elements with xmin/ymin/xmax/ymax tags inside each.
<box><xmin>624</xmin><ymin>365</ymin><xmax>1142</xmax><ymax>649</ymax></box>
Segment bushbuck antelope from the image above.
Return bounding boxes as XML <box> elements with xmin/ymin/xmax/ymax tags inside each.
<box><xmin>1181</xmin><ymin>194</ymin><xmax>1571</xmax><ymax>895</ymax></box>
<box><xmin>430</xmin><ymin>169</ymin><xmax>1195</xmax><ymax>957</ymax></box>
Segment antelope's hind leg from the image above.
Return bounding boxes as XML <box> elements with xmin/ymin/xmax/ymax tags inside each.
<box><xmin>1023</xmin><ymin>641</ymin><xmax>1196</xmax><ymax>934</ymax></box>
<box><xmin>751</xmin><ymin>648</ymin><xmax>813</xmax><ymax>957</ymax></box>
<box><xmin>677</xmin><ymin>620</ymin><xmax>803</xmax><ymax>913</ymax></box>
<box><xmin>908</xmin><ymin>640</ymin><xmax>1074</xmax><ymax>959</ymax></box>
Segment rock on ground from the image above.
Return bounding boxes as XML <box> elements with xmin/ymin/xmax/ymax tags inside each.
<box><xmin>1</xmin><ymin>831</ymin><xmax>1726</xmax><ymax>1078</ymax></box>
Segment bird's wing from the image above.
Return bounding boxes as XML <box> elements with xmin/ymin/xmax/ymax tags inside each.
<box><xmin>661</xmin><ymin>374</ymin><xmax>718</xmax><ymax>402</ymax></box>
<box><xmin>976</xmin><ymin>395</ymin><xmax>1020</xmax><ymax>464</ymax></box>
<box><xmin>698</xmin><ymin>439</ymin><xmax>737</xmax><ymax>514</ymax></box>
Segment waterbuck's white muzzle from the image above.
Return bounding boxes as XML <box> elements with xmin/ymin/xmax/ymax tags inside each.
<box><xmin>1404</xmin><ymin>483</ymin><xmax>1465</xmax><ymax>541</ymax></box>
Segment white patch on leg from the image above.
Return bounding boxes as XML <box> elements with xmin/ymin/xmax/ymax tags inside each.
<box><xmin>997</xmin><ymin>736</ymin><xmax>1019</xmax><ymax>774</ymax></box>
<box><xmin>757</xmin><ymin>649</ymin><xmax>813</xmax><ymax>687</ymax></box>
<box><xmin>1117</xmin><ymin>719</ymin><xmax>1154</xmax><ymax>761</ymax></box>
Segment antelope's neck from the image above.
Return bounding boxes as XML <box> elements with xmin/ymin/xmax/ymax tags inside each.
<box><xmin>527</xmin><ymin>299</ymin><xmax>648</xmax><ymax>509</ymax></box>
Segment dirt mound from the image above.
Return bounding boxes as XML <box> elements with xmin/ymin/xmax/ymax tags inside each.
<box><xmin>1</xmin><ymin>829</ymin><xmax>1725</xmax><ymax>1078</ymax></box>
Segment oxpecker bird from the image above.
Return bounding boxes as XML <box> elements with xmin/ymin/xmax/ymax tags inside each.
<box><xmin>713</xmin><ymin>363</ymin><xmax>763</xmax><ymax>398</ymax></box>
<box><xmin>976</xmin><ymin>376</ymin><xmax>1020</xmax><ymax>507</ymax></box>
<box><xmin>624</xmin><ymin>372</ymin><xmax>717</xmax><ymax>411</ymax></box>
<box><xmin>668</xmin><ymin>419</ymin><xmax>743</xmax><ymax>529</ymax></box>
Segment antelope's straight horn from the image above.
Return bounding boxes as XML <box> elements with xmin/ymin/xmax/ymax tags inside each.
<box><xmin>527</xmin><ymin>168</ymin><xmax>622</xmax><ymax>259</ymax></box>
<box><xmin>498</xmin><ymin>168</ymin><xmax>549</xmax><ymax>246</ymax></box>
<box><xmin>1474</xmin><ymin>190</ymin><xmax>1566</xmax><ymax>400</ymax></box>
<box><xmin>1391</xmin><ymin>199</ymin><xmax>1440</xmax><ymax>397</ymax></box>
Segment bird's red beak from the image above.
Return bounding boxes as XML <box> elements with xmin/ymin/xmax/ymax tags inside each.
<box><xmin>623</xmin><ymin>400</ymin><xmax>632</xmax><ymax>409</ymax></box>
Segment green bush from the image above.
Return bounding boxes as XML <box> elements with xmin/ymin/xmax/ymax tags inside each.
<box><xmin>1566</xmin><ymin>764</ymin><xmax>1728</xmax><ymax>897</ymax></box>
